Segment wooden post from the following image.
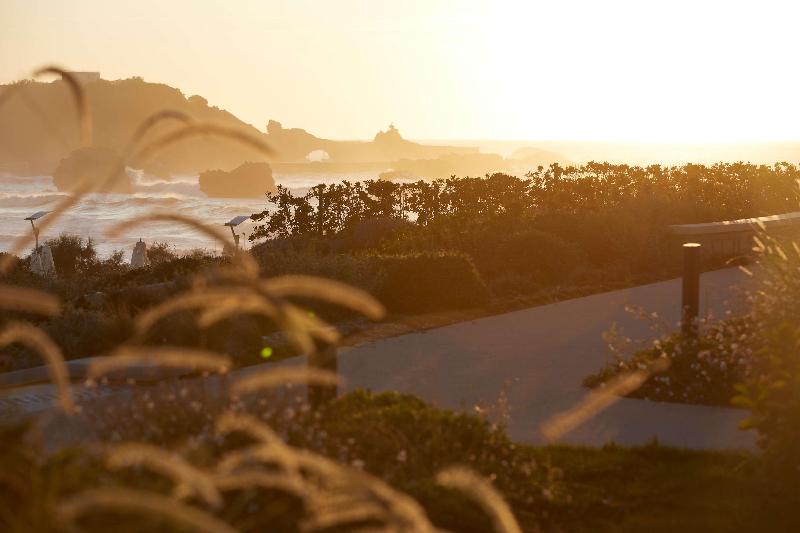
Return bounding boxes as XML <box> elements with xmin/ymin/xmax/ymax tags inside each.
<box><xmin>308</xmin><ymin>344</ymin><xmax>338</xmax><ymax>409</ymax></box>
<box><xmin>681</xmin><ymin>243</ymin><xmax>701</xmax><ymax>338</ymax></box>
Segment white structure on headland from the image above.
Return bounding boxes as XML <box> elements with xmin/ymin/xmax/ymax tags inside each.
<box><xmin>61</xmin><ymin>71</ymin><xmax>100</xmax><ymax>84</ymax></box>
<box><xmin>30</xmin><ymin>244</ymin><xmax>55</xmax><ymax>278</ymax></box>
<box><xmin>130</xmin><ymin>239</ymin><xmax>149</xmax><ymax>268</ymax></box>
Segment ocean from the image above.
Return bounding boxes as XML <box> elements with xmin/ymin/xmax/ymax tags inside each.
<box><xmin>0</xmin><ymin>172</ymin><xmax>377</xmax><ymax>259</ymax></box>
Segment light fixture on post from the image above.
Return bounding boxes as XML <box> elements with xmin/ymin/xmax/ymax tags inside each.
<box><xmin>224</xmin><ymin>215</ymin><xmax>251</xmax><ymax>250</ymax></box>
<box><xmin>24</xmin><ymin>211</ymin><xmax>50</xmax><ymax>250</ymax></box>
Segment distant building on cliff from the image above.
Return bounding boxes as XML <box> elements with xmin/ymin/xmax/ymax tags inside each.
<box><xmin>61</xmin><ymin>71</ymin><xmax>100</xmax><ymax>84</ymax></box>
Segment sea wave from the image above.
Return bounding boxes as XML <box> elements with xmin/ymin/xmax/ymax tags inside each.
<box><xmin>0</xmin><ymin>192</ymin><xmax>69</xmax><ymax>207</ymax></box>
<box><xmin>0</xmin><ymin>172</ymin><xmax>353</xmax><ymax>258</ymax></box>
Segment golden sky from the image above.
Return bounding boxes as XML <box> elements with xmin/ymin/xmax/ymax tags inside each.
<box><xmin>2</xmin><ymin>0</ymin><xmax>799</xmax><ymax>142</ymax></box>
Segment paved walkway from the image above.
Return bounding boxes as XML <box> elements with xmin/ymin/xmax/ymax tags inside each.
<box><xmin>0</xmin><ymin>268</ymin><xmax>757</xmax><ymax>449</ymax></box>
<box><xmin>337</xmin><ymin>267</ymin><xmax>755</xmax><ymax>449</ymax></box>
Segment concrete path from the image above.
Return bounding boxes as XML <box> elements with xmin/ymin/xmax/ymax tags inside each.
<box><xmin>336</xmin><ymin>267</ymin><xmax>756</xmax><ymax>449</ymax></box>
<box><xmin>0</xmin><ymin>268</ymin><xmax>757</xmax><ymax>449</ymax></box>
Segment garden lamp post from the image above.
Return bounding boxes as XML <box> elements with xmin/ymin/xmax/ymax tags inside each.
<box><xmin>224</xmin><ymin>215</ymin><xmax>251</xmax><ymax>250</ymax></box>
<box><xmin>681</xmin><ymin>242</ymin><xmax>701</xmax><ymax>339</ymax></box>
<box><xmin>24</xmin><ymin>211</ymin><xmax>50</xmax><ymax>250</ymax></box>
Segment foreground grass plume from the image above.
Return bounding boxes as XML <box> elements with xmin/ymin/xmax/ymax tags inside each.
<box><xmin>541</xmin><ymin>359</ymin><xmax>668</xmax><ymax>441</ymax></box>
<box><xmin>0</xmin><ymin>322</ymin><xmax>75</xmax><ymax>414</ymax></box>
<box><xmin>231</xmin><ymin>366</ymin><xmax>341</xmax><ymax>396</ymax></box>
<box><xmin>57</xmin><ymin>488</ymin><xmax>237</xmax><ymax>533</ymax></box>
<box><xmin>0</xmin><ymin>284</ymin><xmax>61</xmax><ymax>316</ymax></box>
<box><xmin>87</xmin><ymin>346</ymin><xmax>231</xmax><ymax>381</ymax></box>
<box><xmin>105</xmin><ymin>442</ymin><xmax>223</xmax><ymax>508</ymax></box>
<box><xmin>437</xmin><ymin>466</ymin><xmax>522</xmax><ymax>533</ymax></box>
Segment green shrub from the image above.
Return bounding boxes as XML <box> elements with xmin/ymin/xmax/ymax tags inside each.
<box><xmin>145</xmin><ymin>241</ymin><xmax>178</xmax><ymax>266</ymax></box>
<box><xmin>490</xmin><ymin>229</ymin><xmax>582</xmax><ymax>284</ymax></box>
<box><xmin>734</xmin><ymin>322</ymin><xmax>800</xmax><ymax>487</ymax></box>
<box><xmin>43</xmin><ymin>307</ymin><xmax>134</xmax><ymax>361</ymax></box>
<box><xmin>585</xmin><ymin>317</ymin><xmax>754</xmax><ymax>406</ymax></box>
<box><xmin>731</xmin><ymin>235</ymin><xmax>800</xmax><ymax>488</ymax></box>
<box><xmin>45</xmin><ymin>234</ymin><xmax>99</xmax><ymax>279</ymax></box>
<box><xmin>291</xmin><ymin>390</ymin><xmax>533</xmax><ymax>533</ymax></box>
<box><xmin>77</xmin><ymin>389</ymin><xmax>546</xmax><ymax>533</ymax></box>
<box><xmin>336</xmin><ymin>216</ymin><xmax>412</xmax><ymax>252</ymax></box>
<box><xmin>253</xmin><ymin>241</ymin><xmax>385</xmax><ymax>303</ymax></box>
<box><xmin>373</xmin><ymin>251</ymin><xmax>489</xmax><ymax>313</ymax></box>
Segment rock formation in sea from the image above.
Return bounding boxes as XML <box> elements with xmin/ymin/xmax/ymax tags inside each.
<box><xmin>198</xmin><ymin>162</ymin><xmax>276</xmax><ymax>198</ymax></box>
<box><xmin>52</xmin><ymin>146</ymin><xmax>133</xmax><ymax>193</ymax></box>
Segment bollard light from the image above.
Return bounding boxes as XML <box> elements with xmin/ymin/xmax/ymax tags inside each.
<box><xmin>681</xmin><ymin>242</ymin><xmax>701</xmax><ymax>338</ymax></box>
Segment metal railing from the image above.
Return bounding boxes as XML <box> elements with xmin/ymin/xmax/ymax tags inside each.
<box><xmin>669</xmin><ymin>211</ymin><xmax>800</xmax><ymax>256</ymax></box>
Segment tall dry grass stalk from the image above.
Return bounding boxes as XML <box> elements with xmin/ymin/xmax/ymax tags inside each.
<box><xmin>0</xmin><ymin>72</ymin><xmax>530</xmax><ymax>531</ymax></box>
<box><xmin>215</xmin><ymin>412</ymin><xmax>283</xmax><ymax>447</ymax></box>
<box><xmin>125</xmin><ymin>109</ymin><xmax>194</xmax><ymax>153</ymax></box>
<box><xmin>0</xmin><ymin>66</ymin><xmax>93</xmax><ymax>273</ymax></box>
<box><xmin>214</xmin><ymin>471</ymin><xmax>306</xmax><ymax>497</ymax></box>
<box><xmin>106</xmin><ymin>211</ymin><xmax>261</xmax><ymax>277</ymax></box>
<box><xmin>301</xmin><ymin>501</ymin><xmax>390</xmax><ymax>531</ymax></box>
<box><xmin>540</xmin><ymin>359</ymin><xmax>669</xmax><ymax>441</ymax></box>
<box><xmin>0</xmin><ymin>182</ymin><xmax>93</xmax><ymax>274</ymax></box>
<box><xmin>105</xmin><ymin>442</ymin><xmax>222</xmax><ymax>508</ymax></box>
<box><xmin>88</xmin><ymin>346</ymin><xmax>231</xmax><ymax>381</ymax></box>
<box><xmin>196</xmin><ymin>299</ymin><xmax>278</xmax><ymax>328</ymax></box>
<box><xmin>437</xmin><ymin>466</ymin><xmax>522</xmax><ymax>533</ymax></box>
<box><xmin>57</xmin><ymin>488</ymin><xmax>237</xmax><ymax>533</ymax></box>
<box><xmin>106</xmin><ymin>212</ymin><xmax>236</xmax><ymax>251</ymax></box>
<box><xmin>280</xmin><ymin>304</ymin><xmax>340</xmax><ymax>351</ymax></box>
<box><xmin>0</xmin><ymin>66</ymin><xmax>275</xmax><ymax>277</ymax></box>
<box><xmin>0</xmin><ymin>322</ymin><xmax>75</xmax><ymax>414</ymax></box>
<box><xmin>215</xmin><ymin>413</ymin><xmax>308</xmax><ymax>494</ymax></box>
<box><xmin>0</xmin><ymin>284</ymin><xmax>61</xmax><ymax>315</ymax></box>
<box><xmin>262</xmin><ymin>275</ymin><xmax>385</xmax><ymax>320</ymax></box>
<box><xmin>33</xmin><ymin>66</ymin><xmax>92</xmax><ymax>147</ymax></box>
<box><xmin>132</xmin><ymin>288</ymin><xmax>273</xmax><ymax>334</ymax></box>
<box><xmin>231</xmin><ymin>366</ymin><xmax>341</xmax><ymax>397</ymax></box>
<box><xmin>130</xmin><ymin>122</ymin><xmax>274</xmax><ymax>166</ymax></box>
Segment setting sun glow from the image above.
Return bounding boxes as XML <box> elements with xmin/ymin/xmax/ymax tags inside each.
<box><xmin>3</xmin><ymin>0</ymin><xmax>800</xmax><ymax>142</ymax></box>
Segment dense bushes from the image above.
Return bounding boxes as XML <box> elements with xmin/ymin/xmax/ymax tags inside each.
<box><xmin>0</xmin><ymin>240</ymin><xmax>229</xmax><ymax>370</ymax></box>
<box><xmin>250</xmin><ymin>163</ymin><xmax>800</xmax><ymax>241</ymax></box>
<box><xmin>0</xmin><ymin>391</ymin><xmax>547</xmax><ymax>533</ymax></box>
<box><xmin>254</xmin><ymin>242</ymin><xmax>489</xmax><ymax>314</ymax></box>
<box><xmin>491</xmin><ymin>229</ymin><xmax>582</xmax><ymax>284</ymax></box>
<box><xmin>44</xmin><ymin>234</ymin><xmax>127</xmax><ymax>281</ymax></box>
<box><xmin>248</xmin><ymin>165</ymin><xmax>783</xmax><ymax>301</ymax></box>
<box><xmin>3</xmin><ymin>389</ymin><xmax>792</xmax><ymax>532</ymax></box>
<box><xmin>374</xmin><ymin>252</ymin><xmax>489</xmax><ymax>313</ymax></box>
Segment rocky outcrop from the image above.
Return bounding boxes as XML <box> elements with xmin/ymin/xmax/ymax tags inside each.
<box><xmin>264</xmin><ymin>120</ymin><xmax>480</xmax><ymax>163</ymax></box>
<box><xmin>198</xmin><ymin>162</ymin><xmax>276</xmax><ymax>198</ymax></box>
<box><xmin>52</xmin><ymin>147</ymin><xmax>133</xmax><ymax>193</ymax></box>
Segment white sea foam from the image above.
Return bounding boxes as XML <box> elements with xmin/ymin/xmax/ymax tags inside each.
<box><xmin>0</xmin><ymin>174</ymin><xmax>338</xmax><ymax>259</ymax></box>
